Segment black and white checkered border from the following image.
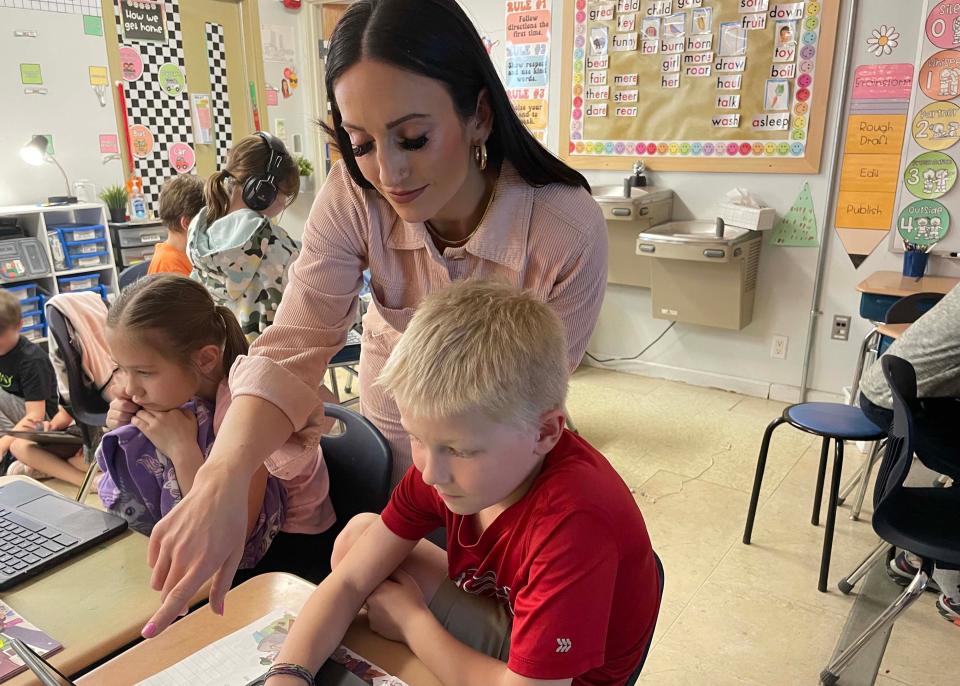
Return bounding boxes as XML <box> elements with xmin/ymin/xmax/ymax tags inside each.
<box><xmin>206</xmin><ymin>22</ymin><xmax>233</xmax><ymax>170</ymax></box>
<box><xmin>114</xmin><ymin>0</ymin><xmax>192</xmax><ymax>213</ymax></box>
<box><xmin>1</xmin><ymin>0</ymin><xmax>100</xmax><ymax>15</ymax></box>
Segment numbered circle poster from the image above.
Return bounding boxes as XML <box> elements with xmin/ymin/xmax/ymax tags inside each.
<box><xmin>912</xmin><ymin>101</ymin><xmax>960</xmax><ymax>150</ymax></box>
<box><xmin>904</xmin><ymin>151</ymin><xmax>958</xmax><ymax>199</ymax></box>
<box><xmin>919</xmin><ymin>49</ymin><xmax>960</xmax><ymax>101</ymax></box>
<box><xmin>926</xmin><ymin>0</ymin><xmax>960</xmax><ymax>49</ymax></box>
<box><xmin>898</xmin><ymin>199</ymin><xmax>951</xmax><ymax>246</ymax></box>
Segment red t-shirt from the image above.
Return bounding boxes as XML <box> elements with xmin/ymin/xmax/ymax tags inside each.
<box><xmin>380</xmin><ymin>430</ymin><xmax>660</xmax><ymax>685</ymax></box>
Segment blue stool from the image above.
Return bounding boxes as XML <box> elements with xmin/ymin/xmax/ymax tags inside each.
<box><xmin>742</xmin><ymin>403</ymin><xmax>885</xmax><ymax>592</ymax></box>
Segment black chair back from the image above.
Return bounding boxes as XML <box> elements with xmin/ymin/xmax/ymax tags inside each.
<box><xmin>884</xmin><ymin>292</ymin><xmax>943</xmax><ymax>325</ymax></box>
<box><xmin>872</xmin><ymin>356</ymin><xmax>960</xmax><ymax>569</ymax></box>
<box><xmin>45</xmin><ymin>306</ymin><xmax>109</xmax><ymax>426</ymax></box>
<box><xmin>119</xmin><ymin>261</ymin><xmax>150</xmax><ymax>291</ymax></box>
<box><xmin>320</xmin><ymin>403</ymin><xmax>392</xmax><ymax>534</ymax></box>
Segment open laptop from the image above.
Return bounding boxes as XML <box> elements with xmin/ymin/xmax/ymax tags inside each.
<box><xmin>0</xmin><ymin>480</ymin><xmax>127</xmax><ymax>590</ymax></box>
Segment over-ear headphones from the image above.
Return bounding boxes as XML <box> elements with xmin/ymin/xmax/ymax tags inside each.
<box><xmin>241</xmin><ymin>131</ymin><xmax>288</xmax><ymax>212</ymax></box>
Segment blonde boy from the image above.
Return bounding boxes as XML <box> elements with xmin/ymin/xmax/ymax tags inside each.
<box><xmin>267</xmin><ymin>281</ymin><xmax>660</xmax><ymax>686</ymax></box>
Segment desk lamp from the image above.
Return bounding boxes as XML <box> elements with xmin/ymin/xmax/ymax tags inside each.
<box><xmin>20</xmin><ymin>135</ymin><xmax>77</xmax><ymax>205</ymax></box>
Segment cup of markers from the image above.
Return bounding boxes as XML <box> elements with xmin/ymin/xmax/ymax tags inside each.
<box><xmin>902</xmin><ymin>242</ymin><xmax>932</xmax><ymax>278</ymax></box>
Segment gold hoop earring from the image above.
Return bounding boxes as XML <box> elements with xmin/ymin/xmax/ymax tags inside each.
<box><xmin>474</xmin><ymin>142</ymin><xmax>488</xmax><ymax>171</ymax></box>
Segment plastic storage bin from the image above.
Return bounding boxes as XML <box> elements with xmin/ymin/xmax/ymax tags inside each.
<box><xmin>3</xmin><ymin>283</ymin><xmax>39</xmax><ymax>302</ymax></box>
<box><xmin>64</xmin><ymin>284</ymin><xmax>110</xmax><ymax>303</ymax></box>
<box><xmin>19</xmin><ymin>294</ymin><xmax>44</xmax><ymax>312</ymax></box>
<box><xmin>20</xmin><ymin>309</ymin><xmax>43</xmax><ymax>328</ymax></box>
<box><xmin>65</xmin><ymin>251</ymin><xmax>110</xmax><ymax>270</ymax></box>
<box><xmin>62</xmin><ymin>238</ymin><xmax>110</xmax><ymax>269</ymax></box>
<box><xmin>119</xmin><ymin>245</ymin><xmax>156</xmax><ymax>267</ymax></box>
<box><xmin>58</xmin><ymin>273</ymin><xmax>101</xmax><ymax>292</ymax></box>
<box><xmin>52</xmin><ymin>223</ymin><xmax>106</xmax><ymax>243</ymax></box>
<box><xmin>21</xmin><ymin>323</ymin><xmax>45</xmax><ymax>342</ymax></box>
<box><xmin>116</xmin><ymin>225</ymin><xmax>167</xmax><ymax>248</ymax></box>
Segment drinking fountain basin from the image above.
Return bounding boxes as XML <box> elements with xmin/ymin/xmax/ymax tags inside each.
<box><xmin>637</xmin><ymin>220</ymin><xmax>758</xmax><ymax>262</ymax></box>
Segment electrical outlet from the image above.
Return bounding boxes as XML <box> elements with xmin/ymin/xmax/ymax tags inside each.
<box><xmin>771</xmin><ymin>335</ymin><xmax>788</xmax><ymax>359</ymax></box>
<box><xmin>832</xmin><ymin>315</ymin><xmax>851</xmax><ymax>341</ymax></box>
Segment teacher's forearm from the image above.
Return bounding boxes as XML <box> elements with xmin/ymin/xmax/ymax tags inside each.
<box><xmin>201</xmin><ymin>395</ymin><xmax>294</xmax><ymax>481</ymax></box>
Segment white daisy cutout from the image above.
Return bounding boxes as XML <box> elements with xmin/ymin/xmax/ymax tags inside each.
<box><xmin>867</xmin><ymin>25</ymin><xmax>900</xmax><ymax>57</ymax></box>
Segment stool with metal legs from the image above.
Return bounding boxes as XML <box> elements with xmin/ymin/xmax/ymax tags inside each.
<box><xmin>743</xmin><ymin>403</ymin><xmax>885</xmax><ymax>592</ymax></box>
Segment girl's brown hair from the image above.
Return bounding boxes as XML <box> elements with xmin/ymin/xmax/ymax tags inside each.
<box><xmin>204</xmin><ymin>134</ymin><xmax>300</xmax><ymax>223</ymax></box>
<box><xmin>107</xmin><ymin>274</ymin><xmax>248</xmax><ymax>377</ymax></box>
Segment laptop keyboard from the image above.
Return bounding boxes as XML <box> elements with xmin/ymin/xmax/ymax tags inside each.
<box><xmin>0</xmin><ymin>508</ymin><xmax>78</xmax><ymax>577</ymax></box>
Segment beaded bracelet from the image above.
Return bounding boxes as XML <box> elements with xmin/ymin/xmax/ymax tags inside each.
<box><xmin>263</xmin><ymin>662</ymin><xmax>315</xmax><ymax>685</ymax></box>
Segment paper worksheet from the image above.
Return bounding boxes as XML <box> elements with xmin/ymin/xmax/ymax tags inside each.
<box><xmin>135</xmin><ymin>609</ymin><xmax>408</xmax><ymax>686</ymax></box>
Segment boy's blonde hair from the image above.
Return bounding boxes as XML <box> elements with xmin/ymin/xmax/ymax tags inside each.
<box><xmin>0</xmin><ymin>290</ymin><xmax>22</xmax><ymax>331</ymax></box>
<box><xmin>378</xmin><ymin>280</ymin><xmax>569</xmax><ymax>429</ymax></box>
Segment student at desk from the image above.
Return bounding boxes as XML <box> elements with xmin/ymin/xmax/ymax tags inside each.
<box><xmin>126</xmin><ymin>0</ymin><xmax>608</xmax><ymax>635</ymax></box>
<box><xmin>99</xmin><ymin>275</ymin><xmax>335</xmax><ymax>579</ymax></box>
<box><xmin>263</xmin><ymin>282</ymin><xmax>660</xmax><ymax>686</ymax></box>
<box><xmin>858</xmin><ymin>282</ymin><xmax>960</xmax><ymax>626</ymax></box>
<box><xmin>0</xmin><ymin>289</ymin><xmax>59</xmax><ymax>464</ymax></box>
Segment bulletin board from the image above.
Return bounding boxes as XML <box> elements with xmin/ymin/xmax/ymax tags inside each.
<box><xmin>559</xmin><ymin>0</ymin><xmax>842</xmax><ymax>173</ymax></box>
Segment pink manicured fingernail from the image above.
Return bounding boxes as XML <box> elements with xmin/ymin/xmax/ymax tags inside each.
<box><xmin>141</xmin><ymin>622</ymin><xmax>157</xmax><ymax>638</ymax></box>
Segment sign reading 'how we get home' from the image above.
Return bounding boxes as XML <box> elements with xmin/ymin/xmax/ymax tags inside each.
<box><xmin>121</xmin><ymin>0</ymin><xmax>168</xmax><ymax>43</ymax></box>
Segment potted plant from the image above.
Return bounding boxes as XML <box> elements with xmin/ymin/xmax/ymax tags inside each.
<box><xmin>296</xmin><ymin>156</ymin><xmax>314</xmax><ymax>193</ymax></box>
<box><xmin>99</xmin><ymin>184</ymin><xmax>128</xmax><ymax>223</ymax></box>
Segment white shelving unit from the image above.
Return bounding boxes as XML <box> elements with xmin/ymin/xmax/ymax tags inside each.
<box><xmin>0</xmin><ymin>202</ymin><xmax>121</xmax><ymax>343</ymax></box>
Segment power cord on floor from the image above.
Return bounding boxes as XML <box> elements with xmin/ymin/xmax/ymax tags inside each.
<box><xmin>632</xmin><ymin>442</ymin><xmax>731</xmax><ymax>504</ymax></box>
<box><xmin>585</xmin><ymin>321</ymin><xmax>677</xmax><ymax>364</ymax></box>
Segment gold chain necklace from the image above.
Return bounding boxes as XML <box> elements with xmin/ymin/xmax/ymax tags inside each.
<box><xmin>425</xmin><ymin>182</ymin><xmax>496</xmax><ymax>249</ymax></box>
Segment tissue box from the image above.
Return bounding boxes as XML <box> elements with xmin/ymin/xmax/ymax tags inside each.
<box><xmin>719</xmin><ymin>202</ymin><xmax>776</xmax><ymax>231</ymax></box>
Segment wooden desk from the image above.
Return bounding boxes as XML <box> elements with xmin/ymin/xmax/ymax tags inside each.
<box><xmin>856</xmin><ymin>270</ymin><xmax>959</xmax><ymax>298</ymax></box>
<box><xmin>876</xmin><ymin>322</ymin><xmax>910</xmax><ymax>340</ymax></box>
<box><xmin>0</xmin><ymin>476</ymin><xmax>205</xmax><ymax>686</ymax></box>
<box><xmin>79</xmin><ymin>573</ymin><xmax>443</xmax><ymax>686</ymax></box>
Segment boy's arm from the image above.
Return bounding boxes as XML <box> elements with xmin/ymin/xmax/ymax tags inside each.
<box><xmin>266</xmin><ymin>516</ymin><xmax>417</xmax><ymax>684</ymax></box>
<box><xmin>0</xmin><ymin>401</ymin><xmax>48</xmax><ymax>456</ymax></box>
<box><xmin>46</xmin><ymin>406</ymin><xmax>74</xmax><ymax>431</ymax></box>
<box><xmin>21</xmin><ymin>400</ymin><xmax>47</xmax><ymax>424</ymax></box>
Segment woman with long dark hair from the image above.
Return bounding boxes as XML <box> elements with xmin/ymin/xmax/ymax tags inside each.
<box><xmin>136</xmin><ymin>0</ymin><xmax>607</xmax><ymax>637</ymax></box>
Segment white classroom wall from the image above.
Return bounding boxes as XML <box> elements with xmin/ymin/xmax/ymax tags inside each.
<box><xmin>0</xmin><ymin>7</ymin><xmax>126</xmax><ymax>208</ymax></box>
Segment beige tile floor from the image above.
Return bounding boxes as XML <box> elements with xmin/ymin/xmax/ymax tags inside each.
<box><xmin>35</xmin><ymin>366</ymin><xmax>955</xmax><ymax>683</ymax></box>
<box><xmin>566</xmin><ymin>366</ymin><xmax>957</xmax><ymax>686</ymax></box>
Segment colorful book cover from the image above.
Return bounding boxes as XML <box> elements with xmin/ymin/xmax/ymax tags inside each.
<box><xmin>0</xmin><ymin>601</ymin><xmax>62</xmax><ymax>683</ymax></box>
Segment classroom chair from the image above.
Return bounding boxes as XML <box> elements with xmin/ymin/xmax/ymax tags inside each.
<box><xmin>847</xmin><ymin>291</ymin><xmax>943</xmax><ymax>408</ymax></box>
<box><xmin>837</xmin><ymin>291</ymin><xmax>945</xmax><ymax>522</ymax></box>
<box><xmin>625</xmin><ymin>551</ymin><xmax>664</xmax><ymax>685</ymax></box>
<box><xmin>742</xmin><ymin>402</ymin><xmax>885</xmax><ymax>592</ymax></box>
<box><xmin>45</xmin><ymin>307</ymin><xmax>109</xmax><ymax>502</ymax></box>
<box><xmin>320</xmin><ymin>403</ymin><xmax>392</xmax><ymax>535</ymax></box>
<box><xmin>326</xmin><ymin>329</ymin><xmax>361</xmax><ymax>407</ymax></box>
<box><xmin>820</xmin><ymin>356</ymin><xmax>960</xmax><ymax>685</ymax></box>
<box><xmin>118</xmin><ymin>261</ymin><xmax>150</xmax><ymax>290</ymax></box>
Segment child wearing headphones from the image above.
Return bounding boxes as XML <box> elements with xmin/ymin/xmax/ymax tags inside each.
<box><xmin>188</xmin><ymin>132</ymin><xmax>301</xmax><ymax>343</ymax></box>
